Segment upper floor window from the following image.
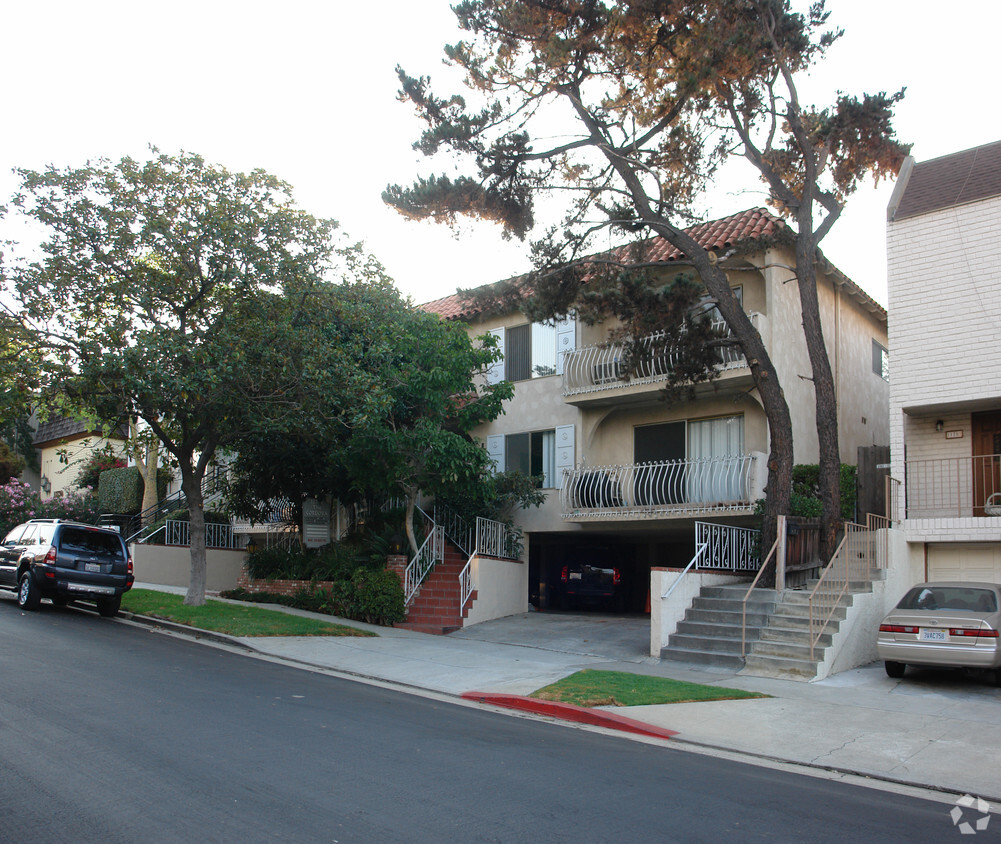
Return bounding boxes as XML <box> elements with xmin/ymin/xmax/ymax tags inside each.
<box><xmin>505</xmin><ymin>322</ymin><xmax>557</xmax><ymax>381</ymax></box>
<box><xmin>872</xmin><ymin>340</ymin><xmax>889</xmax><ymax>381</ymax></box>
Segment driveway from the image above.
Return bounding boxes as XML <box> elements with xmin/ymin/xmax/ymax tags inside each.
<box><xmin>450</xmin><ymin>609</ymin><xmax>654</xmax><ymax>663</ymax></box>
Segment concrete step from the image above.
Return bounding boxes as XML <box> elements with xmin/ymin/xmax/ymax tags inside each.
<box><xmin>742</xmin><ymin>652</ymin><xmax>818</xmax><ymax>680</ymax></box>
<box><xmin>675</xmin><ymin>620</ymin><xmax>765</xmax><ymax>642</ymax></box>
<box><xmin>750</xmin><ymin>638</ymin><xmax>827</xmax><ymax>661</ymax></box>
<box><xmin>666</xmin><ymin>633</ymin><xmax>746</xmax><ymax>655</ymax></box>
<box><xmin>757</xmin><ymin>626</ymin><xmax>833</xmax><ymax>648</ymax></box>
<box><xmin>684</xmin><ymin>608</ymin><xmax>774</xmax><ymax>627</ymax></box>
<box><xmin>691</xmin><ymin>595</ymin><xmax>777</xmax><ymax>613</ymax></box>
<box><xmin>660</xmin><ymin>646</ymin><xmax>746</xmax><ymax>671</ymax></box>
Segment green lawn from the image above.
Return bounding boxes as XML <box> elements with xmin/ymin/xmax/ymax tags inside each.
<box><xmin>531</xmin><ymin>669</ymin><xmax>768</xmax><ymax>707</ymax></box>
<box><xmin>121</xmin><ymin>588</ymin><xmax>375</xmax><ymax>638</ymax></box>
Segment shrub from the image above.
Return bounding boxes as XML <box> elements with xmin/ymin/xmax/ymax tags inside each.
<box><xmin>222</xmin><ymin>567</ymin><xmax>405</xmax><ymax>627</ymax></box>
<box><xmin>99</xmin><ymin>466</ymin><xmax>144</xmax><ymax>514</ymax></box>
<box><xmin>77</xmin><ymin>449</ymin><xmax>127</xmax><ymax>492</ymax></box>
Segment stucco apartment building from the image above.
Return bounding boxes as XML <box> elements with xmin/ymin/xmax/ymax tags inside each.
<box><xmin>425</xmin><ymin>207</ymin><xmax>891</xmax><ymax>614</ymax></box>
<box><xmin>886</xmin><ymin>140</ymin><xmax>1001</xmax><ymax>583</ymax></box>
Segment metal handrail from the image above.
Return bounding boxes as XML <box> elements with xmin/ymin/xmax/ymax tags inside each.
<box><xmin>661</xmin><ymin>544</ymin><xmax>707</xmax><ymax>601</ymax></box>
<box><xmin>807</xmin><ymin>521</ymin><xmax>880</xmax><ymax>660</ymax></box>
<box><xmin>404</xmin><ymin>525</ymin><xmax>444</xmax><ymax>606</ymax></box>
<box><xmin>740</xmin><ymin>537</ymin><xmax>780</xmax><ymax>657</ymax></box>
<box><xmin>459</xmin><ymin>558</ymin><xmax>473</xmax><ymax>609</ymax></box>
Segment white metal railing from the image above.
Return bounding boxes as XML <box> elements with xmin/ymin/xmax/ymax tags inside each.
<box><xmin>561</xmin><ymin>454</ymin><xmax>759</xmax><ymax>519</ymax></box>
<box><xmin>434</xmin><ymin>504</ymin><xmax>475</xmax><ymax>556</ymax></box>
<box><xmin>904</xmin><ymin>454</ymin><xmax>1001</xmax><ymax>518</ymax></box>
<box><xmin>404</xmin><ymin>525</ymin><xmax>444</xmax><ymax>606</ymax></box>
<box><xmin>475</xmin><ymin>516</ymin><xmax>519</xmax><ymax>560</ymax></box>
<box><xmin>808</xmin><ymin>517</ymin><xmax>887</xmax><ymax>660</ymax></box>
<box><xmin>695</xmin><ymin>521</ymin><xmax>761</xmax><ymax>571</ymax></box>
<box><xmin>661</xmin><ymin>521</ymin><xmax>761</xmax><ymax>600</ymax></box>
<box><xmin>143</xmin><ymin>519</ymin><xmax>237</xmax><ymax>549</ymax></box>
<box><xmin>561</xmin><ymin>316</ymin><xmax>752</xmax><ymax>397</ymax></box>
<box><xmin>459</xmin><ymin>559</ymin><xmax>474</xmax><ymax>610</ymax></box>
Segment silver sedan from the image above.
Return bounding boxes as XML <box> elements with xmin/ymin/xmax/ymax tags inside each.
<box><xmin>877</xmin><ymin>582</ymin><xmax>1001</xmax><ymax>683</ymax></box>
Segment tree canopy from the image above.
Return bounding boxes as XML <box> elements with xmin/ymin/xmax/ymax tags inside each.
<box><xmin>1</xmin><ymin>150</ymin><xmax>354</xmax><ymax>604</ymax></box>
<box><xmin>385</xmin><ymin>0</ymin><xmax>908</xmax><ymax>554</ymax></box>
<box><xmin>225</xmin><ymin>278</ymin><xmax>515</xmax><ymax>554</ymax></box>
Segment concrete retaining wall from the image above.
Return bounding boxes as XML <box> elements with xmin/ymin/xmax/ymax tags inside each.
<box><xmin>131</xmin><ymin>544</ymin><xmax>246</xmax><ymax>593</ymax></box>
<box><xmin>464</xmin><ymin>555</ymin><xmax>528</xmax><ymax>627</ymax></box>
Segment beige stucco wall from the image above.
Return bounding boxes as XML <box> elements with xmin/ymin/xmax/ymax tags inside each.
<box><xmin>463</xmin><ymin>555</ymin><xmax>529</xmax><ymax>626</ymax></box>
<box><xmin>131</xmin><ymin>544</ymin><xmax>246</xmax><ymax>592</ymax></box>
<box><xmin>760</xmin><ymin>245</ymin><xmax>889</xmax><ymax>465</ymax></box>
<box><xmin>39</xmin><ymin>435</ymin><xmax>128</xmax><ymax>501</ymax></box>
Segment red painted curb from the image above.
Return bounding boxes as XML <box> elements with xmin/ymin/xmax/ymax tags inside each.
<box><xmin>461</xmin><ymin>692</ymin><xmax>678</xmax><ymax>740</ymax></box>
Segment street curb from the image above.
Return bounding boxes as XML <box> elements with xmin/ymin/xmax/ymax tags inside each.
<box><xmin>119</xmin><ymin>611</ymin><xmax>258</xmax><ymax>651</ymax></box>
<box><xmin>460</xmin><ymin>691</ymin><xmax>679</xmax><ymax>740</ymax></box>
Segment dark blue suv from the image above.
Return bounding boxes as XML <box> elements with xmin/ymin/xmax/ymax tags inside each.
<box><xmin>1</xmin><ymin>519</ymin><xmax>134</xmax><ymax>616</ymax></box>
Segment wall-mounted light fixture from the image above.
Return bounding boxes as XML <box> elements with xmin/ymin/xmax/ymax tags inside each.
<box><xmin>246</xmin><ymin>538</ymin><xmax>258</xmax><ymax>555</ymax></box>
<box><xmin>935</xmin><ymin>420</ymin><xmax>945</xmax><ymax>432</ymax></box>
<box><xmin>40</xmin><ymin>475</ymin><xmax>51</xmax><ymax>493</ymax></box>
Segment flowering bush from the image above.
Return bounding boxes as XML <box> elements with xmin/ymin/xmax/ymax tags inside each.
<box><xmin>0</xmin><ymin>479</ymin><xmax>105</xmax><ymax>539</ymax></box>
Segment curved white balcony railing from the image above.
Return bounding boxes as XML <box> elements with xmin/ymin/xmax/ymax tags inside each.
<box><xmin>560</xmin><ymin>454</ymin><xmax>760</xmax><ymax>520</ymax></box>
<box><xmin>561</xmin><ymin>315</ymin><xmax>756</xmax><ymax>397</ymax></box>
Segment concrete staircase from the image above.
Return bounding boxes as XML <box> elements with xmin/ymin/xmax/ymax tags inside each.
<box><xmin>660</xmin><ymin>584</ymin><xmax>778</xmax><ymax>670</ymax></box>
<box><xmin>395</xmin><ymin>542</ymin><xmax>476</xmax><ymax>635</ymax></box>
<box><xmin>661</xmin><ymin>581</ymin><xmax>868</xmax><ymax>680</ymax></box>
<box><xmin>742</xmin><ymin>583</ymin><xmax>859</xmax><ymax>680</ymax></box>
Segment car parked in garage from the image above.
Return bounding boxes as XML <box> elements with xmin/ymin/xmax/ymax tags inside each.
<box><xmin>1</xmin><ymin>519</ymin><xmax>134</xmax><ymax>616</ymax></box>
<box><xmin>877</xmin><ymin>582</ymin><xmax>1001</xmax><ymax>683</ymax></box>
<box><xmin>552</xmin><ymin>561</ymin><xmax>624</xmax><ymax>611</ymax></box>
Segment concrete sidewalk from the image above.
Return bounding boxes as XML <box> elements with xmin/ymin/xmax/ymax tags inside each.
<box><xmin>129</xmin><ymin>584</ymin><xmax>1001</xmax><ymax>803</ymax></box>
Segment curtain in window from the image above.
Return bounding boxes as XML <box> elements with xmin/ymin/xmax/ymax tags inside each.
<box><xmin>536</xmin><ymin>429</ymin><xmax>556</xmax><ymax>488</ymax></box>
<box><xmin>687</xmin><ymin>416</ymin><xmax>744</xmax><ymax>502</ymax></box>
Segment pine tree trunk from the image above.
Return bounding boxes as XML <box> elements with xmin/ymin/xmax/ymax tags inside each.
<box><xmin>795</xmin><ymin>235</ymin><xmax>842</xmax><ymax>561</ymax></box>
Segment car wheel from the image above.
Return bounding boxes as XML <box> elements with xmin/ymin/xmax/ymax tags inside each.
<box><xmin>17</xmin><ymin>572</ymin><xmax>41</xmax><ymax>610</ymax></box>
<box><xmin>96</xmin><ymin>596</ymin><xmax>122</xmax><ymax>618</ymax></box>
<box><xmin>884</xmin><ymin>661</ymin><xmax>906</xmax><ymax>679</ymax></box>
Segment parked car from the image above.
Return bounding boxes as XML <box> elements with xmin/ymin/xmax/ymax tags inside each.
<box><xmin>877</xmin><ymin>582</ymin><xmax>1001</xmax><ymax>683</ymax></box>
<box><xmin>553</xmin><ymin>561</ymin><xmax>624</xmax><ymax>611</ymax></box>
<box><xmin>0</xmin><ymin>519</ymin><xmax>134</xmax><ymax>616</ymax></box>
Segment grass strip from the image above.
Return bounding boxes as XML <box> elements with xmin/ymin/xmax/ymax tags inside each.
<box><xmin>531</xmin><ymin>669</ymin><xmax>768</xmax><ymax>707</ymax></box>
<box><xmin>121</xmin><ymin>588</ymin><xmax>375</xmax><ymax>638</ymax></box>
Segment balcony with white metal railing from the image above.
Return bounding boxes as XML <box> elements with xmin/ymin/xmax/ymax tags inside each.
<box><xmin>904</xmin><ymin>454</ymin><xmax>1001</xmax><ymax>519</ymax></box>
<box><xmin>561</xmin><ymin>315</ymin><xmax>759</xmax><ymax>404</ymax></box>
<box><xmin>560</xmin><ymin>453</ymin><xmax>764</xmax><ymax>521</ymax></box>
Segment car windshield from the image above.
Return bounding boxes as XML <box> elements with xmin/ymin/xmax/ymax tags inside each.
<box><xmin>58</xmin><ymin>527</ymin><xmax>124</xmax><ymax>559</ymax></box>
<box><xmin>896</xmin><ymin>586</ymin><xmax>998</xmax><ymax>613</ymax></box>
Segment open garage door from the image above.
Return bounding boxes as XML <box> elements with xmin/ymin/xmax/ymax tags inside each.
<box><xmin>927</xmin><ymin>543</ymin><xmax>1001</xmax><ymax>582</ymax></box>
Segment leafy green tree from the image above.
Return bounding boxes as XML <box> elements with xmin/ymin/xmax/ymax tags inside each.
<box><xmin>385</xmin><ymin>0</ymin><xmax>907</xmax><ymax>557</ymax></box>
<box><xmin>226</xmin><ymin>279</ymin><xmax>514</xmax><ymax>554</ymax></box>
<box><xmin>1</xmin><ymin>150</ymin><xmax>352</xmax><ymax>605</ymax></box>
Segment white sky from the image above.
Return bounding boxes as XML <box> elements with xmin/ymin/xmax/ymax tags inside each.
<box><xmin>1</xmin><ymin>1</ymin><xmax>998</xmax><ymax>308</ymax></box>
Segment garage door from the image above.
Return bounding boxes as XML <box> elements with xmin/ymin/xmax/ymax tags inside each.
<box><xmin>927</xmin><ymin>543</ymin><xmax>1001</xmax><ymax>582</ymax></box>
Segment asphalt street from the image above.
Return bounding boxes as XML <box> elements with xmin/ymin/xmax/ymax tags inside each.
<box><xmin>0</xmin><ymin>599</ymin><xmax>967</xmax><ymax>843</ymax></box>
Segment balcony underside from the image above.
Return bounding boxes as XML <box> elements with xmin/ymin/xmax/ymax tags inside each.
<box><xmin>563</xmin><ymin>367</ymin><xmax>755</xmax><ymax>407</ymax></box>
<box><xmin>562</xmin><ymin>501</ymin><xmax>757</xmax><ymax>522</ymax></box>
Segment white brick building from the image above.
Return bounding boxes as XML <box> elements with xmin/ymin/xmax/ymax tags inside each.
<box><xmin>886</xmin><ymin>140</ymin><xmax>1001</xmax><ymax>581</ymax></box>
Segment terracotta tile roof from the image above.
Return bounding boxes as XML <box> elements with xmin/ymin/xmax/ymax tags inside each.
<box><xmin>422</xmin><ymin>207</ymin><xmax>788</xmax><ymax>320</ymax></box>
<box><xmin>892</xmin><ymin>140</ymin><xmax>1001</xmax><ymax>221</ymax></box>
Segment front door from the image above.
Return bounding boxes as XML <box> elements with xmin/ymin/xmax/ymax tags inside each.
<box><xmin>972</xmin><ymin>411</ymin><xmax>1001</xmax><ymax>516</ymax></box>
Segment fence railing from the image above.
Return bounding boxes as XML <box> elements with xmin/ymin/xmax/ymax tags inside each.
<box><xmin>560</xmin><ymin>454</ymin><xmax>759</xmax><ymax>519</ymax></box>
<box><xmin>561</xmin><ymin>316</ymin><xmax>753</xmax><ymax>397</ymax></box>
<box><xmin>434</xmin><ymin>504</ymin><xmax>475</xmax><ymax>557</ymax></box>
<box><xmin>142</xmin><ymin>519</ymin><xmax>237</xmax><ymax>549</ymax></box>
<box><xmin>405</xmin><ymin>525</ymin><xmax>444</xmax><ymax>606</ymax></box>
<box><xmin>695</xmin><ymin>521</ymin><xmax>761</xmax><ymax>571</ymax></box>
<box><xmin>904</xmin><ymin>454</ymin><xmax>1001</xmax><ymax>518</ymax></box>
<box><xmin>808</xmin><ymin>516</ymin><xmax>888</xmax><ymax>660</ymax></box>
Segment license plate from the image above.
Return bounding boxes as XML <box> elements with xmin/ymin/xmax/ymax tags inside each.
<box><xmin>569</xmin><ymin>571</ymin><xmax>582</xmax><ymax>580</ymax></box>
<box><xmin>920</xmin><ymin>628</ymin><xmax>947</xmax><ymax>642</ymax></box>
<box><xmin>85</xmin><ymin>563</ymin><xmax>101</xmax><ymax>573</ymax></box>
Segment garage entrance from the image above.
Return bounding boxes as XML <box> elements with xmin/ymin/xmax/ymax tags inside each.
<box><xmin>927</xmin><ymin>543</ymin><xmax>1001</xmax><ymax>582</ymax></box>
<box><xmin>527</xmin><ymin>531</ymin><xmax>695</xmax><ymax>614</ymax></box>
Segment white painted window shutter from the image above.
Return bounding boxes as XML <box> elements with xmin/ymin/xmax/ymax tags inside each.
<box><xmin>486</xmin><ymin>327</ymin><xmax>505</xmax><ymax>384</ymax></box>
<box><xmin>486</xmin><ymin>434</ymin><xmax>505</xmax><ymax>472</ymax></box>
<box><xmin>554</xmin><ymin>424</ymin><xmax>575</xmax><ymax>489</ymax></box>
<box><xmin>555</xmin><ymin>314</ymin><xmax>576</xmax><ymax>375</ymax></box>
